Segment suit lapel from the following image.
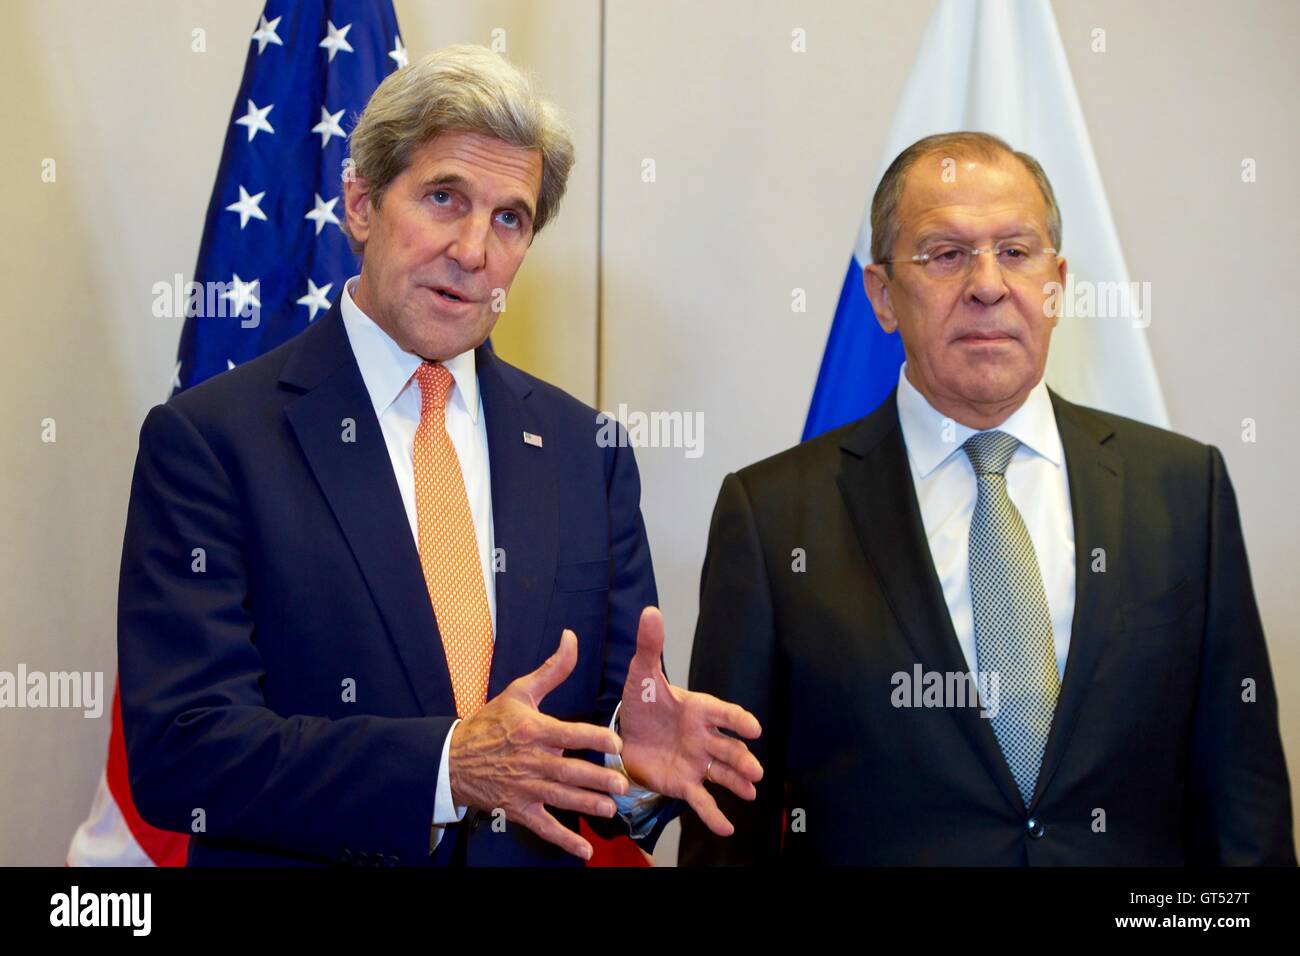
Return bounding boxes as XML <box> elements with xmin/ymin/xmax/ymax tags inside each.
<box><xmin>837</xmin><ymin>392</ymin><xmax>1025</xmax><ymax>813</ymax></box>
<box><xmin>475</xmin><ymin>346</ymin><xmax>559</xmax><ymax>699</ymax></box>
<box><xmin>1027</xmin><ymin>390</ymin><xmax>1125</xmax><ymax>808</ymax></box>
<box><xmin>279</xmin><ymin>303</ymin><xmax>455</xmax><ymax>717</ymax></box>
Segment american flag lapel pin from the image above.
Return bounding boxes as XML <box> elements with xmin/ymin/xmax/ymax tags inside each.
<box><xmin>523</xmin><ymin>431</ymin><xmax>543</xmax><ymax>448</ymax></box>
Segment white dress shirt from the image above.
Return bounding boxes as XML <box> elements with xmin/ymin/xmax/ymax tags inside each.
<box><xmin>894</xmin><ymin>362</ymin><xmax>1076</xmax><ymax>681</ymax></box>
<box><xmin>338</xmin><ymin>276</ymin><xmax>660</xmax><ymax>851</ymax></box>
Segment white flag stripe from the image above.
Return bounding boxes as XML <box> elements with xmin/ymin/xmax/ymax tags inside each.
<box><xmin>65</xmin><ymin>771</ymin><xmax>152</xmax><ymax>867</ymax></box>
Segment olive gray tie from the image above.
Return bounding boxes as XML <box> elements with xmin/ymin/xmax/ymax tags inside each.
<box><xmin>963</xmin><ymin>430</ymin><xmax>1060</xmax><ymax>808</ymax></box>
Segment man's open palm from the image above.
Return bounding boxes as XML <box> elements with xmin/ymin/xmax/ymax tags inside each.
<box><xmin>617</xmin><ymin>607</ymin><xmax>763</xmax><ymax>836</ymax></box>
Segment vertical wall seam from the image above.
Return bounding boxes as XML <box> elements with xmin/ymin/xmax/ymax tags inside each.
<box><xmin>595</xmin><ymin>0</ymin><xmax>606</xmax><ymax>407</ymax></box>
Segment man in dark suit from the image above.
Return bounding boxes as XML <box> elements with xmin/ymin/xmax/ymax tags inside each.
<box><xmin>680</xmin><ymin>131</ymin><xmax>1294</xmax><ymax>866</ymax></box>
<box><xmin>118</xmin><ymin>45</ymin><xmax>760</xmax><ymax>867</ymax></box>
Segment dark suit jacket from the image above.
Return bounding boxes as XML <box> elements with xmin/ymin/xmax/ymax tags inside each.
<box><xmin>680</xmin><ymin>389</ymin><xmax>1294</xmax><ymax>865</ymax></box>
<box><xmin>117</xmin><ymin>300</ymin><xmax>677</xmax><ymax>866</ymax></box>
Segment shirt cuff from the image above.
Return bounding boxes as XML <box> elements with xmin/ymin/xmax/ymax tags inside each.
<box><xmin>434</xmin><ymin>718</ymin><xmax>469</xmax><ymax>827</ymax></box>
<box><xmin>607</xmin><ymin>702</ymin><xmax>666</xmax><ymax>838</ymax></box>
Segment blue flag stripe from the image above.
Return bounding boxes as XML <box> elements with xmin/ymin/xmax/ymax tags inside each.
<box><xmin>174</xmin><ymin>0</ymin><xmax>402</xmax><ymax>393</ymax></box>
<box><xmin>802</xmin><ymin>256</ymin><xmax>905</xmax><ymax>441</ymax></box>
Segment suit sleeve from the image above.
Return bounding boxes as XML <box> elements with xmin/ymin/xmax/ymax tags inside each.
<box><xmin>678</xmin><ymin>472</ymin><xmax>787</xmax><ymax>865</ymax></box>
<box><xmin>1185</xmin><ymin>445</ymin><xmax>1296</xmax><ymax>865</ymax></box>
<box><xmin>117</xmin><ymin>402</ymin><xmax>454</xmax><ymax>865</ymax></box>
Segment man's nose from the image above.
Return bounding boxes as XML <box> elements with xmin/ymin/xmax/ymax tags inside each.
<box><xmin>446</xmin><ymin>214</ymin><xmax>489</xmax><ymax>272</ymax></box>
<box><xmin>964</xmin><ymin>250</ymin><xmax>1009</xmax><ymax>306</ymax></box>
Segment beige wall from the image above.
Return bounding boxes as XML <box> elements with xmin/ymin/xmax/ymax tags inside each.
<box><xmin>1</xmin><ymin>0</ymin><xmax>1295</xmax><ymax>865</ymax></box>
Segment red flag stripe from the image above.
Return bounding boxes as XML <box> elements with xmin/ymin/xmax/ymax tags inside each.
<box><xmin>103</xmin><ymin>679</ymin><xmax>189</xmax><ymax>866</ymax></box>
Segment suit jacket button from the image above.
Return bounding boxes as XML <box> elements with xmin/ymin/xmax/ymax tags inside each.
<box><xmin>1026</xmin><ymin>817</ymin><xmax>1046</xmax><ymax>839</ymax></box>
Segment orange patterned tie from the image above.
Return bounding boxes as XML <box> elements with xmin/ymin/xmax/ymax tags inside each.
<box><xmin>413</xmin><ymin>362</ymin><xmax>494</xmax><ymax>718</ymax></box>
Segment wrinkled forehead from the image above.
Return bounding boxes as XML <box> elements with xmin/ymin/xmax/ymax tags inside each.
<box><xmin>406</xmin><ymin>130</ymin><xmax>542</xmax><ymax>198</ymax></box>
<box><xmin>898</xmin><ymin>153</ymin><xmax>1049</xmax><ymax>241</ymax></box>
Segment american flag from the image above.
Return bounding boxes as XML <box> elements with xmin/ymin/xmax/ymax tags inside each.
<box><xmin>69</xmin><ymin>0</ymin><xmax>405</xmax><ymax>867</ymax></box>
<box><xmin>174</xmin><ymin>0</ymin><xmax>405</xmax><ymax>391</ymax></box>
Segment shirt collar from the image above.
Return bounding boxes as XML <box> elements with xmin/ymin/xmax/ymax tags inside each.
<box><xmin>339</xmin><ymin>274</ymin><xmax>479</xmax><ymax>423</ymax></box>
<box><xmin>895</xmin><ymin>361</ymin><xmax>1063</xmax><ymax>479</ymax></box>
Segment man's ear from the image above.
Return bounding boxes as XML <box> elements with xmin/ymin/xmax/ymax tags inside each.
<box><xmin>1050</xmin><ymin>254</ymin><xmax>1068</xmax><ymax>328</ymax></box>
<box><xmin>342</xmin><ymin>174</ymin><xmax>374</xmax><ymax>245</ymax></box>
<box><xmin>863</xmin><ymin>263</ymin><xmax>899</xmax><ymax>334</ymax></box>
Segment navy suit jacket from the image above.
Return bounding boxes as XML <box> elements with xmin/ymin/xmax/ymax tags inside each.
<box><xmin>117</xmin><ymin>300</ymin><xmax>679</xmax><ymax>866</ymax></box>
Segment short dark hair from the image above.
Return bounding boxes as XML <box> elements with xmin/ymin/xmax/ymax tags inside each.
<box><xmin>871</xmin><ymin>131</ymin><xmax>1062</xmax><ymax>273</ymax></box>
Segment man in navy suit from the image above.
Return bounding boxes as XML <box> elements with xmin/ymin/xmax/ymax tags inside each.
<box><xmin>117</xmin><ymin>44</ymin><xmax>761</xmax><ymax>867</ymax></box>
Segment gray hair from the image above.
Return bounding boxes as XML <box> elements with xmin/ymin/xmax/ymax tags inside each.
<box><xmin>870</xmin><ymin>131</ymin><xmax>1062</xmax><ymax>274</ymax></box>
<box><xmin>342</xmin><ymin>44</ymin><xmax>575</xmax><ymax>255</ymax></box>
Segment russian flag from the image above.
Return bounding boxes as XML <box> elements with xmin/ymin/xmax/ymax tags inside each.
<box><xmin>805</xmin><ymin>0</ymin><xmax>1168</xmax><ymax>440</ymax></box>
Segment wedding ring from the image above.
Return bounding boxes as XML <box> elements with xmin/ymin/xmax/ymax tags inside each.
<box><xmin>705</xmin><ymin>759</ymin><xmax>714</xmax><ymax>782</ymax></box>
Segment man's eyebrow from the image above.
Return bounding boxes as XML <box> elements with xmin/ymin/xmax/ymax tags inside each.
<box><xmin>419</xmin><ymin>172</ymin><xmax>536</xmax><ymax>222</ymax></box>
<box><xmin>913</xmin><ymin>224</ymin><xmax>1043</xmax><ymax>246</ymax></box>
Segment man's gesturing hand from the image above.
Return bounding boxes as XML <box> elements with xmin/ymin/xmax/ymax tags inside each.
<box><xmin>447</xmin><ymin>629</ymin><xmax>629</xmax><ymax>861</ymax></box>
<box><xmin>618</xmin><ymin>606</ymin><xmax>764</xmax><ymax>836</ymax></box>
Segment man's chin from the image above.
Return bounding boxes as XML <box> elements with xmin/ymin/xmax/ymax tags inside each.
<box><xmin>408</xmin><ymin>337</ymin><xmax>488</xmax><ymax>363</ymax></box>
<box><xmin>947</xmin><ymin>365</ymin><xmax>1038</xmax><ymax>407</ymax></box>
<box><xmin>400</xmin><ymin>313</ymin><xmax>495</xmax><ymax>362</ymax></box>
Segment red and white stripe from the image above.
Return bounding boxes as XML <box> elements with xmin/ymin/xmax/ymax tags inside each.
<box><xmin>66</xmin><ymin>681</ymin><xmax>188</xmax><ymax>867</ymax></box>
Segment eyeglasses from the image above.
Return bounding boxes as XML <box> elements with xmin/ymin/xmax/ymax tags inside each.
<box><xmin>880</xmin><ymin>241</ymin><xmax>1058</xmax><ymax>280</ymax></box>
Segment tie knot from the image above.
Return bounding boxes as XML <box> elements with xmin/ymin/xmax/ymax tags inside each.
<box><xmin>963</xmin><ymin>429</ymin><xmax>1020</xmax><ymax>476</ymax></box>
<box><xmin>416</xmin><ymin>362</ymin><xmax>454</xmax><ymax>411</ymax></box>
